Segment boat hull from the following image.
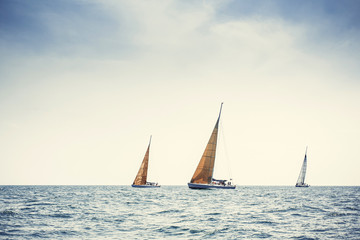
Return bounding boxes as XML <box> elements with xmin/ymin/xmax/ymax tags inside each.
<box><xmin>131</xmin><ymin>184</ymin><xmax>160</xmax><ymax>188</ymax></box>
<box><xmin>188</xmin><ymin>183</ymin><xmax>236</xmax><ymax>189</ymax></box>
<box><xmin>295</xmin><ymin>183</ymin><xmax>309</xmax><ymax>187</ymax></box>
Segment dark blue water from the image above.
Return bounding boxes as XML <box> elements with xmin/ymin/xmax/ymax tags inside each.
<box><xmin>1</xmin><ymin>186</ymin><xmax>359</xmax><ymax>239</ymax></box>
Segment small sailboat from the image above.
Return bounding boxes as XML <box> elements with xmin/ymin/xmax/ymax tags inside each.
<box><xmin>132</xmin><ymin>136</ymin><xmax>160</xmax><ymax>188</ymax></box>
<box><xmin>295</xmin><ymin>147</ymin><xmax>310</xmax><ymax>187</ymax></box>
<box><xmin>188</xmin><ymin>103</ymin><xmax>236</xmax><ymax>189</ymax></box>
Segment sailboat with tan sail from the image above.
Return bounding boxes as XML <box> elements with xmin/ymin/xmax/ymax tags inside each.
<box><xmin>132</xmin><ymin>136</ymin><xmax>160</xmax><ymax>188</ymax></box>
<box><xmin>188</xmin><ymin>103</ymin><xmax>236</xmax><ymax>189</ymax></box>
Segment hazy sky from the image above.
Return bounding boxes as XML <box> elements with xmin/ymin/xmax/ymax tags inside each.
<box><xmin>1</xmin><ymin>0</ymin><xmax>359</xmax><ymax>185</ymax></box>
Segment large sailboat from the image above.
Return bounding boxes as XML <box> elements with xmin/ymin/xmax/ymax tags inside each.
<box><xmin>132</xmin><ymin>136</ymin><xmax>160</xmax><ymax>188</ymax></box>
<box><xmin>188</xmin><ymin>103</ymin><xmax>236</xmax><ymax>189</ymax></box>
<box><xmin>295</xmin><ymin>147</ymin><xmax>310</xmax><ymax>187</ymax></box>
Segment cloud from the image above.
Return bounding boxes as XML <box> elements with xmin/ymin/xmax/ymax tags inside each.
<box><xmin>0</xmin><ymin>0</ymin><xmax>134</xmax><ymax>59</ymax></box>
<box><xmin>0</xmin><ymin>0</ymin><xmax>359</xmax><ymax>185</ymax></box>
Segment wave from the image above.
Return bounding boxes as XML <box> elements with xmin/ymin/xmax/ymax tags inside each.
<box><xmin>205</xmin><ymin>212</ymin><xmax>222</xmax><ymax>216</ymax></box>
<box><xmin>0</xmin><ymin>210</ymin><xmax>17</xmax><ymax>216</ymax></box>
<box><xmin>50</xmin><ymin>213</ymin><xmax>73</xmax><ymax>219</ymax></box>
<box><xmin>1</xmin><ymin>186</ymin><xmax>359</xmax><ymax>239</ymax></box>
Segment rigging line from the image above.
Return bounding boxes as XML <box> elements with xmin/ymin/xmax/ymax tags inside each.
<box><xmin>220</xmin><ymin>120</ymin><xmax>233</xmax><ymax>180</ymax></box>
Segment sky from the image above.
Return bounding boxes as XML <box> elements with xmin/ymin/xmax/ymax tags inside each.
<box><xmin>0</xmin><ymin>0</ymin><xmax>359</xmax><ymax>186</ymax></box>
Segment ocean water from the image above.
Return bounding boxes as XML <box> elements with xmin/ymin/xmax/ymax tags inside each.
<box><xmin>0</xmin><ymin>186</ymin><xmax>359</xmax><ymax>239</ymax></box>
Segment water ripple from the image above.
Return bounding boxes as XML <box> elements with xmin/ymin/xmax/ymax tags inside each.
<box><xmin>0</xmin><ymin>186</ymin><xmax>359</xmax><ymax>239</ymax></box>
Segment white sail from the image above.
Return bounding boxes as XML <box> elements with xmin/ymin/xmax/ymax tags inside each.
<box><xmin>296</xmin><ymin>147</ymin><xmax>309</xmax><ymax>187</ymax></box>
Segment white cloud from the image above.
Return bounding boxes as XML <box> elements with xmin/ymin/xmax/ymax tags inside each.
<box><xmin>0</xmin><ymin>0</ymin><xmax>359</xmax><ymax>185</ymax></box>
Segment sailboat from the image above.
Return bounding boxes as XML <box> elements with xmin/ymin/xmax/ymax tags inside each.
<box><xmin>131</xmin><ymin>136</ymin><xmax>160</xmax><ymax>188</ymax></box>
<box><xmin>295</xmin><ymin>147</ymin><xmax>310</xmax><ymax>187</ymax></box>
<box><xmin>188</xmin><ymin>103</ymin><xmax>236</xmax><ymax>189</ymax></box>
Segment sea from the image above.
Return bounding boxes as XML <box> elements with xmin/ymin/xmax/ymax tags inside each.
<box><xmin>0</xmin><ymin>186</ymin><xmax>359</xmax><ymax>239</ymax></box>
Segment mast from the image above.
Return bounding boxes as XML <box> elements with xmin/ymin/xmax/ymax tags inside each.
<box><xmin>211</xmin><ymin>102</ymin><xmax>223</xmax><ymax>178</ymax></box>
<box><xmin>190</xmin><ymin>103</ymin><xmax>223</xmax><ymax>184</ymax></box>
<box><xmin>218</xmin><ymin>102</ymin><xmax>223</xmax><ymax>121</ymax></box>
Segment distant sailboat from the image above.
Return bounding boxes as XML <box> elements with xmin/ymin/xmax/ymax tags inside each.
<box><xmin>295</xmin><ymin>147</ymin><xmax>310</xmax><ymax>187</ymax></box>
<box><xmin>188</xmin><ymin>103</ymin><xmax>236</xmax><ymax>189</ymax></box>
<box><xmin>132</xmin><ymin>136</ymin><xmax>160</xmax><ymax>188</ymax></box>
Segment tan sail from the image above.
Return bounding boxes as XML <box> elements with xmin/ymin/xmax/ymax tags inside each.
<box><xmin>190</xmin><ymin>120</ymin><xmax>219</xmax><ymax>184</ymax></box>
<box><xmin>190</xmin><ymin>104</ymin><xmax>222</xmax><ymax>184</ymax></box>
<box><xmin>132</xmin><ymin>137</ymin><xmax>151</xmax><ymax>185</ymax></box>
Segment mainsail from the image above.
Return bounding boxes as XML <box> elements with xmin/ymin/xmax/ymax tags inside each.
<box><xmin>190</xmin><ymin>104</ymin><xmax>222</xmax><ymax>184</ymax></box>
<box><xmin>296</xmin><ymin>147</ymin><xmax>308</xmax><ymax>185</ymax></box>
<box><xmin>132</xmin><ymin>137</ymin><xmax>151</xmax><ymax>186</ymax></box>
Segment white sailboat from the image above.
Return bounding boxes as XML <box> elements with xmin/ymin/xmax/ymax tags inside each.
<box><xmin>295</xmin><ymin>147</ymin><xmax>310</xmax><ymax>187</ymax></box>
<box><xmin>188</xmin><ymin>103</ymin><xmax>235</xmax><ymax>189</ymax></box>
